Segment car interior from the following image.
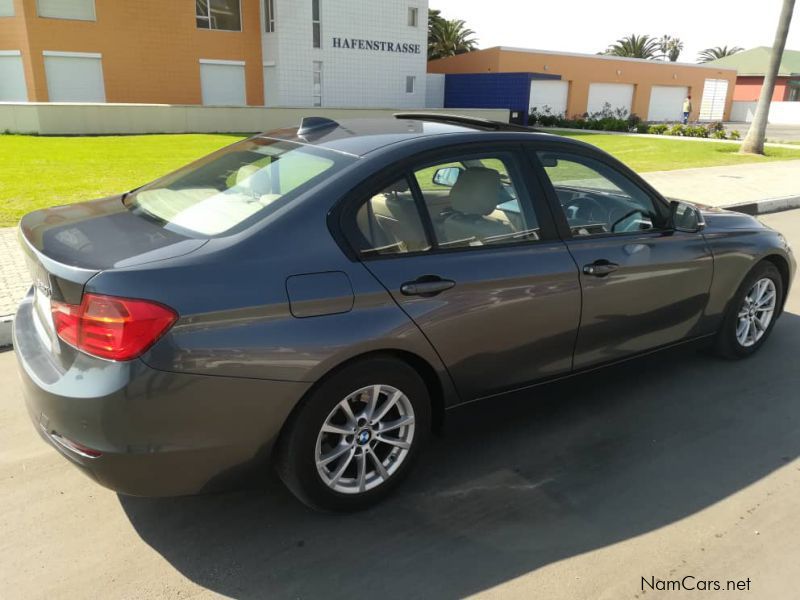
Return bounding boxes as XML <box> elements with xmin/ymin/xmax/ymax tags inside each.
<box><xmin>356</xmin><ymin>158</ymin><xmax>539</xmax><ymax>255</ymax></box>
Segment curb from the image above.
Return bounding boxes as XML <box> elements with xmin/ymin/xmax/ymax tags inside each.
<box><xmin>0</xmin><ymin>315</ymin><xmax>12</xmax><ymax>350</ymax></box>
<box><xmin>726</xmin><ymin>195</ymin><xmax>800</xmax><ymax>216</ymax></box>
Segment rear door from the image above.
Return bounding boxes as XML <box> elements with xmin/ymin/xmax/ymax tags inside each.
<box><xmin>529</xmin><ymin>146</ymin><xmax>714</xmax><ymax>369</ymax></box>
<box><xmin>344</xmin><ymin>144</ymin><xmax>581</xmax><ymax>401</ymax></box>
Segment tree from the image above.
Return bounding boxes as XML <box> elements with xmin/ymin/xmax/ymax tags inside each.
<box><xmin>428</xmin><ymin>8</ymin><xmax>446</xmax><ymax>40</ymax></box>
<box><xmin>741</xmin><ymin>0</ymin><xmax>796</xmax><ymax>154</ymax></box>
<box><xmin>667</xmin><ymin>38</ymin><xmax>684</xmax><ymax>62</ymax></box>
<box><xmin>603</xmin><ymin>34</ymin><xmax>661</xmax><ymax>59</ymax></box>
<box><xmin>657</xmin><ymin>35</ymin><xmax>684</xmax><ymax>62</ymax></box>
<box><xmin>428</xmin><ymin>16</ymin><xmax>478</xmax><ymax>60</ymax></box>
<box><xmin>697</xmin><ymin>45</ymin><xmax>744</xmax><ymax>63</ymax></box>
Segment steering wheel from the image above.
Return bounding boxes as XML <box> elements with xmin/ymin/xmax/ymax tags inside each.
<box><xmin>610</xmin><ymin>209</ymin><xmax>642</xmax><ymax>232</ymax></box>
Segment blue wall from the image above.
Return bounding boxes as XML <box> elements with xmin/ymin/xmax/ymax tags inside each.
<box><xmin>444</xmin><ymin>72</ymin><xmax>560</xmax><ymax>124</ymax></box>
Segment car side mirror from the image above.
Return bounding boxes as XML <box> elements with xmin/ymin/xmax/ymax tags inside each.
<box><xmin>432</xmin><ymin>166</ymin><xmax>462</xmax><ymax>187</ymax></box>
<box><xmin>669</xmin><ymin>200</ymin><xmax>706</xmax><ymax>233</ymax></box>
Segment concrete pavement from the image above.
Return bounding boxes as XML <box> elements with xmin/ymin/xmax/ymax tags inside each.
<box><xmin>724</xmin><ymin>123</ymin><xmax>800</xmax><ymax>143</ymax></box>
<box><xmin>641</xmin><ymin>159</ymin><xmax>800</xmax><ymax>211</ymax></box>
<box><xmin>1</xmin><ymin>209</ymin><xmax>800</xmax><ymax>599</ymax></box>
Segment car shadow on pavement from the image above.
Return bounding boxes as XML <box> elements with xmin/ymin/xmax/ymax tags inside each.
<box><xmin>119</xmin><ymin>313</ymin><xmax>800</xmax><ymax>600</ymax></box>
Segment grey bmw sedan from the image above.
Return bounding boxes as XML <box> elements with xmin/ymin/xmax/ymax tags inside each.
<box><xmin>14</xmin><ymin>115</ymin><xmax>795</xmax><ymax>510</ymax></box>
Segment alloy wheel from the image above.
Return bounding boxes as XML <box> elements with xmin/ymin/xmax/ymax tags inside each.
<box><xmin>315</xmin><ymin>384</ymin><xmax>416</xmax><ymax>494</ymax></box>
<box><xmin>736</xmin><ymin>277</ymin><xmax>777</xmax><ymax>348</ymax></box>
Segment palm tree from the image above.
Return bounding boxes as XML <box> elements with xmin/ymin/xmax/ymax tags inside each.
<box><xmin>741</xmin><ymin>0</ymin><xmax>796</xmax><ymax>154</ymax></box>
<box><xmin>428</xmin><ymin>18</ymin><xmax>478</xmax><ymax>60</ymax></box>
<box><xmin>428</xmin><ymin>9</ymin><xmax>446</xmax><ymax>40</ymax></box>
<box><xmin>604</xmin><ymin>34</ymin><xmax>660</xmax><ymax>59</ymax></box>
<box><xmin>667</xmin><ymin>38</ymin><xmax>684</xmax><ymax>62</ymax></box>
<box><xmin>697</xmin><ymin>45</ymin><xmax>744</xmax><ymax>63</ymax></box>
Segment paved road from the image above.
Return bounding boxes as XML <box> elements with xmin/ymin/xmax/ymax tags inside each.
<box><xmin>2</xmin><ymin>210</ymin><xmax>800</xmax><ymax>599</ymax></box>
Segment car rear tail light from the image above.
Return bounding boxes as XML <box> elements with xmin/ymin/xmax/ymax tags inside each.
<box><xmin>51</xmin><ymin>293</ymin><xmax>177</xmax><ymax>361</ymax></box>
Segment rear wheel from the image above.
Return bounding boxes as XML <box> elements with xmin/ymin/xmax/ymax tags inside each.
<box><xmin>276</xmin><ymin>357</ymin><xmax>430</xmax><ymax>511</ymax></box>
<box><xmin>714</xmin><ymin>261</ymin><xmax>783</xmax><ymax>359</ymax></box>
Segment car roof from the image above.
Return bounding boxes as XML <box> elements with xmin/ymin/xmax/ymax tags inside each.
<box><xmin>257</xmin><ymin>116</ymin><xmax>571</xmax><ymax>157</ymax></box>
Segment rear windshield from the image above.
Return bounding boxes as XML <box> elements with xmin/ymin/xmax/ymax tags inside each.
<box><xmin>125</xmin><ymin>137</ymin><xmax>356</xmax><ymax>236</ymax></box>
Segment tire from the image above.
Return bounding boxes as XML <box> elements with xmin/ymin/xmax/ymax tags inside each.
<box><xmin>713</xmin><ymin>261</ymin><xmax>783</xmax><ymax>359</ymax></box>
<box><xmin>276</xmin><ymin>357</ymin><xmax>431</xmax><ymax>511</ymax></box>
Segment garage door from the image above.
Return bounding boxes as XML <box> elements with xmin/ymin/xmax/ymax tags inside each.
<box><xmin>44</xmin><ymin>51</ymin><xmax>105</xmax><ymax>102</ymax></box>
<box><xmin>529</xmin><ymin>80</ymin><xmax>568</xmax><ymax>116</ymax></box>
<box><xmin>0</xmin><ymin>51</ymin><xmax>27</xmax><ymax>101</ymax></box>
<box><xmin>200</xmin><ymin>60</ymin><xmax>246</xmax><ymax>106</ymax></box>
<box><xmin>647</xmin><ymin>85</ymin><xmax>688</xmax><ymax>122</ymax></box>
<box><xmin>587</xmin><ymin>83</ymin><xmax>634</xmax><ymax>116</ymax></box>
<box><xmin>699</xmin><ymin>79</ymin><xmax>729</xmax><ymax>121</ymax></box>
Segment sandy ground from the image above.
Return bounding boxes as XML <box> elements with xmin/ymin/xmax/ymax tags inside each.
<box><xmin>1</xmin><ymin>210</ymin><xmax>800</xmax><ymax>600</ymax></box>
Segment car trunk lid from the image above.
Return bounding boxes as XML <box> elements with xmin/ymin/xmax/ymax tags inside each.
<box><xmin>18</xmin><ymin>196</ymin><xmax>205</xmax><ymax>362</ymax></box>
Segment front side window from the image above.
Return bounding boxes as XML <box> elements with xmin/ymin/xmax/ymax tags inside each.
<box><xmin>413</xmin><ymin>154</ymin><xmax>540</xmax><ymax>249</ymax></box>
<box><xmin>312</xmin><ymin>0</ymin><xmax>321</xmax><ymax>48</ymax></box>
<box><xmin>264</xmin><ymin>0</ymin><xmax>275</xmax><ymax>32</ymax></box>
<box><xmin>537</xmin><ymin>151</ymin><xmax>663</xmax><ymax>237</ymax></box>
<box><xmin>196</xmin><ymin>0</ymin><xmax>241</xmax><ymax>31</ymax></box>
<box><xmin>356</xmin><ymin>178</ymin><xmax>431</xmax><ymax>256</ymax></box>
<box><xmin>126</xmin><ymin>138</ymin><xmax>355</xmax><ymax>236</ymax></box>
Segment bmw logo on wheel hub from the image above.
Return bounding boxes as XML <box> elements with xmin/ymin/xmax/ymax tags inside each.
<box><xmin>357</xmin><ymin>429</ymin><xmax>372</xmax><ymax>445</ymax></box>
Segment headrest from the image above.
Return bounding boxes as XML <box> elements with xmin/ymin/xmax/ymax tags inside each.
<box><xmin>449</xmin><ymin>167</ymin><xmax>502</xmax><ymax>216</ymax></box>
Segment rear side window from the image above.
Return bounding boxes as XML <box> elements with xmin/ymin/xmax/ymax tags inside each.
<box><xmin>356</xmin><ymin>178</ymin><xmax>431</xmax><ymax>256</ymax></box>
<box><xmin>413</xmin><ymin>154</ymin><xmax>539</xmax><ymax>249</ymax></box>
<box><xmin>126</xmin><ymin>137</ymin><xmax>355</xmax><ymax>236</ymax></box>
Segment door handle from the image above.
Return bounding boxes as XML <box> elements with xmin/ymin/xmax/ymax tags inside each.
<box><xmin>583</xmin><ymin>261</ymin><xmax>619</xmax><ymax>277</ymax></box>
<box><xmin>400</xmin><ymin>276</ymin><xmax>456</xmax><ymax>297</ymax></box>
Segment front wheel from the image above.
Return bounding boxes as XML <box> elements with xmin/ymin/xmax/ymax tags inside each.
<box><xmin>276</xmin><ymin>357</ymin><xmax>430</xmax><ymax>511</ymax></box>
<box><xmin>714</xmin><ymin>261</ymin><xmax>783</xmax><ymax>359</ymax></box>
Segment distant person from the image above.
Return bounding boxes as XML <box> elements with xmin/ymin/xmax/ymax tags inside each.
<box><xmin>682</xmin><ymin>95</ymin><xmax>692</xmax><ymax>124</ymax></box>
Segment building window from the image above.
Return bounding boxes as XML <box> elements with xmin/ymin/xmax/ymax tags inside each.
<box><xmin>408</xmin><ymin>7</ymin><xmax>418</xmax><ymax>27</ymax></box>
<box><xmin>37</xmin><ymin>0</ymin><xmax>95</xmax><ymax>21</ymax></box>
<box><xmin>312</xmin><ymin>0</ymin><xmax>321</xmax><ymax>48</ymax></box>
<box><xmin>405</xmin><ymin>75</ymin><xmax>415</xmax><ymax>94</ymax></box>
<box><xmin>313</xmin><ymin>61</ymin><xmax>322</xmax><ymax>107</ymax></box>
<box><xmin>0</xmin><ymin>0</ymin><xmax>15</xmax><ymax>17</ymax></box>
<box><xmin>196</xmin><ymin>0</ymin><xmax>241</xmax><ymax>31</ymax></box>
<box><xmin>264</xmin><ymin>0</ymin><xmax>275</xmax><ymax>32</ymax></box>
<box><xmin>788</xmin><ymin>83</ymin><xmax>800</xmax><ymax>102</ymax></box>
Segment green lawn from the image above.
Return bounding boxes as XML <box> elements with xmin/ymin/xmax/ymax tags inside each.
<box><xmin>2</xmin><ymin>132</ymin><xmax>800</xmax><ymax>227</ymax></box>
<box><xmin>558</xmin><ymin>132</ymin><xmax>800</xmax><ymax>172</ymax></box>
<box><xmin>0</xmin><ymin>134</ymin><xmax>245</xmax><ymax>227</ymax></box>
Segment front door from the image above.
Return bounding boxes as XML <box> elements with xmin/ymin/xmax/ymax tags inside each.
<box><xmin>348</xmin><ymin>147</ymin><xmax>581</xmax><ymax>401</ymax></box>
<box><xmin>532</xmin><ymin>148</ymin><xmax>714</xmax><ymax>369</ymax></box>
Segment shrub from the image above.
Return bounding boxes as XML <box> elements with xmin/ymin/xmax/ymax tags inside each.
<box><xmin>705</xmin><ymin>121</ymin><xmax>725</xmax><ymax>135</ymax></box>
<box><xmin>730</xmin><ymin>130</ymin><xmax>741</xmax><ymax>140</ymax></box>
<box><xmin>635</xmin><ymin>122</ymin><xmax>649</xmax><ymax>134</ymax></box>
<box><xmin>711</xmin><ymin>129</ymin><xmax>727</xmax><ymax>139</ymax></box>
<box><xmin>648</xmin><ymin>124</ymin><xmax>668</xmax><ymax>135</ymax></box>
<box><xmin>684</xmin><ymin>125</ymin><xmax>709</xmax><ymax>138</ymax></box>
<box><xmin>668</xmin><ymin>124</ymin><xmax>686</xmax><ymax>136</ymax></box>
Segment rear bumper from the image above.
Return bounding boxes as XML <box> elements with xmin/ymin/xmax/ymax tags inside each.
<box><xmin>13</xmin><ymin>293</ymin><xmax>310</xmax><ymax>496</ymax></box>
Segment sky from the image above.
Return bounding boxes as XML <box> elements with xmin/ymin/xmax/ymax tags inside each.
<box><xmin>431</xmin><ymin>0</ymin><xmax>800</xmax><ymax>64</ymax></box>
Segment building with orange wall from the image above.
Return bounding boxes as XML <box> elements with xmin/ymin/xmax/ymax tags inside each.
<box><xmin>0</xmin><ymin>0</ymin><xmax>429</xmax><ymax>107</ymax></box>
<box><xmin>428</xmin><ymin>47</ymin><xmax>738</xmax><ymax>122</ymax></box>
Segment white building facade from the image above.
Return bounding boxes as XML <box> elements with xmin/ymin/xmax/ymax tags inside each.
<box><xmin>260</xmin><ymin>0</ymin><xmax>428</xmax><ymax>108</ymax></box>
